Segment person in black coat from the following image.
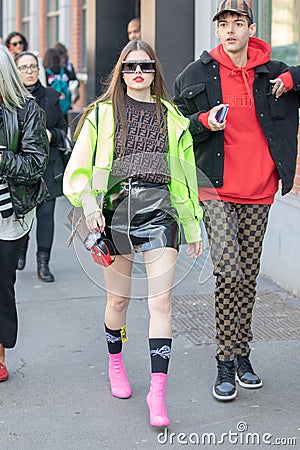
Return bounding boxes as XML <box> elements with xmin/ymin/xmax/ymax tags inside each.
<box><xmin>0</xmin><ymin>44</ymin><xmax>49</xmax><ymax>381</ymax></box>
<box><xmin>15</xmin><ymin>51</ymin><xmax>68</xmax><ymax>282</ymax></box>
<box><xmin>173</xmin><ymin>0</ymin><xmax>300</xmax><ymax>402</ymax></box>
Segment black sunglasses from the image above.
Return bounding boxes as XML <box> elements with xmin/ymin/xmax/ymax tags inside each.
<box><xmin>10</xmin><ymin>40</ymin><xmax>24</xmax><ymax>47</ymax></box>
<box><xmin>121</xmin><ymin>60</ymin><xmax>156</xmax><ymax>74</ymax></box>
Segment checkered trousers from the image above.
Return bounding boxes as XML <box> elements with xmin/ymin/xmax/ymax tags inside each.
<box><xmin>200</xmin><ymin>200</ymin><xmax>271</xmax><ymax>362</ymax></box>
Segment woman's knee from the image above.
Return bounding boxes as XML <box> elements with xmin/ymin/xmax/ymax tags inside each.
<box><xmin>148</xmin><ymin>293</ymin><xmax>172</xmax><ymax>317</ymax></box>
<box><xmin>107</xmin><ymin>294</ymin><xmax>130</xmax><ymax>313</ymax></box>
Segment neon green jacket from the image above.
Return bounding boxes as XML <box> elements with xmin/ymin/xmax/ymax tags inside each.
<box><xmin>63</xmin><ymin>99</ymin><xmax>202</xmax><ymax>243</ymax></box>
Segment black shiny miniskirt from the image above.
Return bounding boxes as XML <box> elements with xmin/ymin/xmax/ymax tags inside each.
<box><xmin>102</xmin><ymin>178</ymin><xmax>179</xmax><ymax>255</ymax></box>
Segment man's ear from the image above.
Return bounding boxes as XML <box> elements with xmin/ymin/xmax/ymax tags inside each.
<box><xmin>249</xmin><ymin>23</ymin><xmax>256</xmax><ymax>37</ymax></box>
<box><xmin>215</xmin><ymin>26</ymin><xmax>220</xmax><ymax>40</ymax></box>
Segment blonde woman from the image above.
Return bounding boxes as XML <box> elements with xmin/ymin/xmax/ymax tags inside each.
<box><xmin>0</xmin><ymin>44</ymin><xmax>48</xmax><ymax>381</ymax></box>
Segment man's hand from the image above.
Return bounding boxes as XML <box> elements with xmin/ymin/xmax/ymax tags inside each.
<box><xmin>270</xmin><ymin>78</ymin><xmax>286</xmax><ymax>98</ymax></box>
<box><xmin>208</xmin><ymin>105</ymin><xmax>227</xmax><ymax>132</ymax></box>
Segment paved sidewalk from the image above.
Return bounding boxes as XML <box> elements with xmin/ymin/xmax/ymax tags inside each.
<box><xmin>1</xmin><ymin>197</ymin><xmax>299</xmax><ymax>450</ymax></box>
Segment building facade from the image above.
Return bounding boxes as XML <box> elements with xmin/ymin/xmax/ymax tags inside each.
<box><xmin>1</xmin><ymin>0</ymin><xmax>300</xmax><ymax>293</ymax></box>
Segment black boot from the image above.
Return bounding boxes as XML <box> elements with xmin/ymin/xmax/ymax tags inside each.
<box><xmin>37</xmin><ymin>251</ymin><xmax>55</xmax><ymax>282</ymax></box>
<box><xmin>17</xmin><ymin>235</ymin><xmax>29</xmax><ymax>270</ymax></box>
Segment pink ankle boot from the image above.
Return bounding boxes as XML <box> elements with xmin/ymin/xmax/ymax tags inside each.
<box><xmin>146</xmin><ymin>373</ymin><xmax>170</xmax><ymax>427</ymax></box>
<box><xmin>108</xmin><ymin>353</ymin><xmax>132</xmax><ymax>399</ymax></box>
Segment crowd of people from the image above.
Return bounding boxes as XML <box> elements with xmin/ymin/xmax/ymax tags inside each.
<box><xmin>0</xmin><ymin>0</ymin><xmax>300</xmax><ymax>430</ymax></box>
<box><xmin>3</xmin><ymin>32</ymin><xmax>80</xmax><ymax>283</ymax></box>
<box><xmin>0</xmin><ymin>32</ymin><xmax>79</xmax><ymax>379</ymax></box>
<box><xmin>5</xmin><ymin>31</ymin><xmax>80</xmax><ymax>119</ymax></box>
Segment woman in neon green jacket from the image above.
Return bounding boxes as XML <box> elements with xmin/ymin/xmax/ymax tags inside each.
<box><xmin>63</xmin><ymin>40</ymin><xmax>202</xmax><ymax>428</ymax></box>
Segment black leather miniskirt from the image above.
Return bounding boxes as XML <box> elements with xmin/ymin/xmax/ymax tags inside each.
<box><xmin>102</xmin><ymin>178</ymin><xmax>179</xmax><ymax>255</ymax></box>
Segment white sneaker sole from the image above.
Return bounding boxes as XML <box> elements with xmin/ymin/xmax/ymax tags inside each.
<box><xmin>236</xmin><ymin>374</ymin><xmax>263</xmax><ymax>389</ymax></box>
<box><xmin>212</xmin><ymin>387</ymin><xmax>237</xmax><ymax>401</ymax></box>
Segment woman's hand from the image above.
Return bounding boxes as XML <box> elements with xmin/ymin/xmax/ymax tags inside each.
<box><xmin>85</xmin><ymin>210</ymin><xmax>105</xmax><ymax>233</ymax></box>
<box><xmin>186</xmin><ymin>241</ymin><xmax>203</xmax><ymax>259</ymax></box>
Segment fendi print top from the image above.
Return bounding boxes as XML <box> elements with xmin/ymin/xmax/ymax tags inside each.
<box><xmin>112</xmin><ymin>95</ymin><xmax>170</xmax><ymax>184</ymax></box>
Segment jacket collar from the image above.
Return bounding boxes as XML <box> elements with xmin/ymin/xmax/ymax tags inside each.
<box><xmin>254</xmin><ymin>64</ymin><xmax>270</xmax><ymax>74</ymax></box>
<box><xmin>200</xmin><ymin>50</ymin><xmax>214</xmax><ymax>65</ymax></box>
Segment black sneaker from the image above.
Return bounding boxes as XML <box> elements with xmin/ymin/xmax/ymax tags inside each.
<box><xmin>213</xmin><ymin>358</ymin><xmax>237</xmax><ymax>401</ymax></box>
<box><xmin>236</xmin><ymin>355</ymin><xmax>263</xmax><ymax>389</ymax></box>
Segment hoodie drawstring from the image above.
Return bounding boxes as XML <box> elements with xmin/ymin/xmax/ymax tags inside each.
<box><xmin>229</xmin><ymin>68</ymin><xmax>254</xmax><ymax>101</ymax></box>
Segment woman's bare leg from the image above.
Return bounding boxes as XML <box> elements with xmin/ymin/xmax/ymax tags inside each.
<box><xmin>103</xmin><ymin>253</ymin><xmax>134</xmax><ymax>329</ymax></box>
<box><xmin>144</xmin><ymin>247</ymin><xmax>178</xmax><ymax>338</ymax></box>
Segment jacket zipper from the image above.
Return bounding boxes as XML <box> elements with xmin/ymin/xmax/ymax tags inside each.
<box><xmin>124</xmin><ymin>177</ymin><xmax>132</xmax><ymax>249</ymax></box>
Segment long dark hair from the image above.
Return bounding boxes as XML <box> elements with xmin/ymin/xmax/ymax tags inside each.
<box><xmin>43</xmin><ymin>48</ymin><xmax>61</xmax><ymax>69</ymax></box>
<box><xmin>74</xmin><ymin>40</ymin><xmax>171</xmax><ymax>141</ymax></box>
<box><xmin>54</xmin><ymin>42</ymin><xmax>69</xmax><ymax>66</ymax></box>
<box><xmin>5</xmin><ymin>31</ymin><xmax>28</xmax><ymax>51</ymax></box>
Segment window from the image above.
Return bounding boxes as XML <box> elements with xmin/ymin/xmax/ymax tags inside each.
<box><xmin>21</xmin><ymin>0</ymin><xmax>30</xmax><ymax>43</ymax></box>
<box><xmin>47</xmin><ymin>0</ymin><xmax>59</xmax><ymax>9</ymax></box>
<box><xmin>47</xmin><ymin>0</ymin><xmax>59</xmax><ymax>47</ymax></box>
<box><xmin>257</xmin><ymin>0</ymin><xmax>299</xmax><ymax>64</ymax></box>
<box><xmin>271</xmin><ymin>0</ymin><xmax>298</xmax><ymax>64</ymax></box>
<box><xmin>82</xmin><ymin>0</ymin><xmax>87</xmax><ymax>70</ymax></box>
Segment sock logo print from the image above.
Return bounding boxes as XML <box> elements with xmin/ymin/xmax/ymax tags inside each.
<box><xmin>105</xmin><ymin>332</ymin><xmax>122</xmax><ymax>344</ymax></box>
<box><xmin>150</xmin><ymin>345</ymin><xmax>171</xmax><ymax>359</ymax></box>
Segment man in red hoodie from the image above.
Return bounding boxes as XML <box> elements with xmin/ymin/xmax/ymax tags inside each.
<box><xmin>174</xmin><ymin>0</ymin><xmax>300</xmax><ymax>401</ymax></box>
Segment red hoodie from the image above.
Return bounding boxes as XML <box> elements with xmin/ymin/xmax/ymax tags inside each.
<box><xmin>199</xmin><ymin>37</ymin><xmax>292</xmax><ymax>204</ymax></box>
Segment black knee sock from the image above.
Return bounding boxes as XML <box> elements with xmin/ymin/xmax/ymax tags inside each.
<box><xmin>105</xmin><ymin>324</ymin><xmax>123</xmax><ymax>354</ymax></box>
<box><xmin>149</xmin><ymin>338</ymin><xmax>172</xmax><ymax>374</ymax></box>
